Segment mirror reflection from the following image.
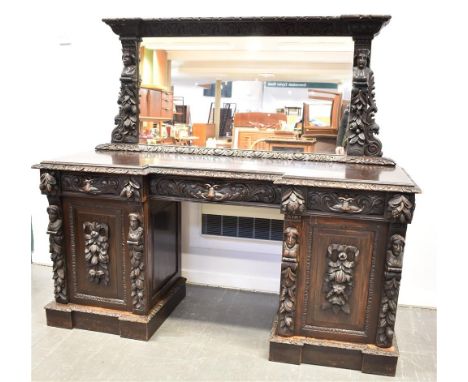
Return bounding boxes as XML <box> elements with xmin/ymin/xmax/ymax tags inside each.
<box><xmin>138</xmin><ymin>36</ymin><xmax>353</xmax><ymax>154</ymax></box>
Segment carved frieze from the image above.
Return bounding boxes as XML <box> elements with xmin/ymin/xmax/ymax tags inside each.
<box><xmin>308</xmin><ymin>190</ymin><xmax>385</xmax><ymax>216</ymax></box>
<box><xmin>278</xmin><ymin>262</ymin><xmax>298</xmax><ymax>336</ymax></box>
<box><xmin>376</xmin><ymin>234</ymin><xmax>405</xmax><ymax>347</ymax></box>
<box><xmin>127</xmin><ymin>212</ymin><xmax>145</xmax><ymax>312</ymax></box>
<box><xmin>283</xmin><ymin>227</ymin><xmax>299</xmax><ymax>260</ymax></box>
<box><xmin>150</xmin><ymin>177</ymin><xmax>280</xmax><ymax>204</ymax></box>
<box><xmin>40</xmin><ymin>172</ymin><xmax>58</xmax><ymax>195</ymax></box>
<box><xmin>321</xmin><ymin>244</ymin><xmax>359</xmax><ymax>314</ymax></box>
<box><xmin>111</xmin><ymin>37</ymin><xmax>141</xmax><ymax>144</ymax></box>
<box><xmin>83</xmin><ymin>222</ymin><xmax>110</xmax><ymax>285</ymax></box>
<box><xmin>387</xmin><ymin>194</ymin><xmax>414</xmax><ymax>223</ymax></box>
<box><xmin>47</xmin><ymin>204</ymin><xmax>67</xmax><ymax>303</ymax></box>
<box><xmin>281</xmin><ymin>188</ymin><xmax>305</xmax><ymax>216</ymax></box>
<box><xmin>346</xmin><ymin>49</ymin><xmax>382</xmax><ymax>157</ymax></box>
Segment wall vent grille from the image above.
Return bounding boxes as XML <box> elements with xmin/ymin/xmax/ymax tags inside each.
<box><xmin>202</xmin><ymin>214</ymin><xmax>283</xmax><ymax>241</ymax></box>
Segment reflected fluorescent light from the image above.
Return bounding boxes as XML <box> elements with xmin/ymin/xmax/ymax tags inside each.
<box><xmin>246</xmin><ymin>38</ymin><xmax>262</xmax><ymax>52</ymax></box>
<box><xmin>259</xmin><ymin>73</ymin><xmax>274</xmax><ymax>78</ymax></box>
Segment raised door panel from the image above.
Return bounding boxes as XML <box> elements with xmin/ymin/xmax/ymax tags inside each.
<box><xmin>64</xmin><ymin>198</ymin><xmax>131</xmax><ymax>310</ymax></box>
<box><xmin>299</xmin><ymin>217</ymin><xmax>386</xmax><ymax>343</ymax></box>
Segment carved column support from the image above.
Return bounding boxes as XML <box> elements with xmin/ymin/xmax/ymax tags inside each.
<box><xmin>46</xmin><ymin>198</ymin><xmax>68</xmax><ymax>303</ymax></box>
<box><xmin>277</xmin><ymin>187</ymin><xmax>305</xmax><ymax>336</ymax></box>
<box><xmin>111</xmin><ymin>37</ymin><xmax>142</xmax><ymax>144</ymax></box>
<box><xmin>376</xmin><ymin>193</ymin><xmax>415</xmax><ymax>347</ymax></box>
<box><xmin>376</xmin><ymin>225</ymin><xmax>407</xmax><ymax>348</ymax></box>
<box><xmin>127</xmin><ymin>211</ymin><xmax>145</xmax><ymax>314</ymax></box>
<box><xmin>346</xmin><ymin>45</ymin><xmax>382</xmax><ymax>157</ymax></box>
<box><xmin>40</xmin><ymin>171</ymin><xmax>68</xmax><ymax>303</ymax></box>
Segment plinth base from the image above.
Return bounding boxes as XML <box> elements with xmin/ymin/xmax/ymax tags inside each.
<box><xmin>269</xmin><ymin>318</ymin><xmax>399</xmax><ymax>376</ymax></box>
<box><xmin>45</xmin><ymin>277</ymin><xmax>186</xmax><ymax>341</ymax></box>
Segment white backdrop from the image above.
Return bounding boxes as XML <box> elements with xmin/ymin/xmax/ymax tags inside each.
<box><xmin>23</xmin><ymin>1</ymin><xmax>441</xmax><ymax>309</ymax></box>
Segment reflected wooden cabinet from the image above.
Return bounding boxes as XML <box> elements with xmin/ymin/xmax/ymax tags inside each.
<box><xmin>139</xmin><ymin>87</ymin><xmax>173</xmax><ymax>121</ymax></box>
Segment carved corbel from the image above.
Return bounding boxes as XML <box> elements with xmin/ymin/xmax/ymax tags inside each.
<box><xmin>376</xmin><ymin>233</ymin><xmax>406</xmax><ymax>347</ymax></box>
<box><xmin>346</xmin><ymin>48</ymin><xmax>382</xmax><ymax>157</ymax></box>
<box><xmin>386</xmin><ymin>194</ymin><xmax>414</xmax><ymax>223</ymax></box>
<box><xmin>128</xmin><ymin>212</ymin><xmax>145</xmax><ymax>312</ymax></box>
<box><xmin>281</xmin><ymin>187</ymin><xmax>305</xmax><ymax>216</ymax></box>
<box><xmin>120</xmin><ymin>179</ymin><xmax>141</xmax><ymax>200</ymax></box>
<box><xmin>111</xmin><ymin>37</ymin><xmax>141</xmax><ymax>144</ymax></box>
<box><xmin>46</xmin><ymin>204</ymin><xmax>67</xmax><ymax>303</ymax></box>
<box><xmin>40</xmin><ymin>172</ymin><xmax>58</xmax><ymax>195</ymax></box>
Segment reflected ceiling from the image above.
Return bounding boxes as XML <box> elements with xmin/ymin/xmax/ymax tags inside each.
<box><xmin>141</xmin><ymin>37</ymin><xmax>353</xmax><ymax>83</ymax></box>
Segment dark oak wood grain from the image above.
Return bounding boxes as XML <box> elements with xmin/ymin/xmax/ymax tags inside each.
<box><xmin>33</xmin><ymin>15</ymin><xmax>419</xmax><ymax>377</ymax></box>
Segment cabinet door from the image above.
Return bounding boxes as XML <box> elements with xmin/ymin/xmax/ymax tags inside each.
<box><xmin>63</xmin><ymin>197</ymin><xmax>131</xmax><ymax>311</ymax></box>
<box><xmin>139</xmin><ymin>88</ymin><xmax>149</xmax><ymax>116</ymax></box>
<box><xmin>148</xmin><ymin>89</ymin><xmax>162</xmax><ymax>117</ymax></box>
<box><xmin>298</xmin><ymin>217</ymin><xmax>387</xmax><ymax>343</ymax></box>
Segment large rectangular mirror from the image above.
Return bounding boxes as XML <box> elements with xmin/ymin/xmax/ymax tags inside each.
<box><xmin>137</xmin><ymin>36</ymin><xmax>353</xmax><ymax>154</ymax></box>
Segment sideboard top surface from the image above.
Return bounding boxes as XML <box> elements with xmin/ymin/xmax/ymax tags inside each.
<box><xmin>33</xmin><ymin>150</ymin><xmax>420</xmax><ymax>193</ymax></box>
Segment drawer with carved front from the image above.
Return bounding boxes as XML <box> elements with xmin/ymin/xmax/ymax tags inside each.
<box><xmin>306</xmin><ymin>189</ymin><xmax>386</xmax><ymax>218</ymax></box>
<box><xmin>60</xmin><ymin>173</ymin><xmax>143</xmax><ymax>201</ymax></box>
<box><xmin>149</xmin><ymin>176</ymin><xmax>281</xmax><ymax>206</ymax></box>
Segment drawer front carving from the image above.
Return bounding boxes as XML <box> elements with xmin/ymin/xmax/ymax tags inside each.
<box><xmin>307</xmin><ymin>189</ymin><xmax>385</xmax><ymax>216</ymax></box>
<box><xmin>300</xmin><ymin>217</ymin><xmax>386</xmax><ymax>343</ymax></box>
<box><xmin>61</xmin><ymin>173</ymin><xmax>142</xmax><ymax>200</ymax></box>
<box><xmin>150</xmin><ymin>177</ymin><xmax>281</xmax><ymax>205</ymax></box>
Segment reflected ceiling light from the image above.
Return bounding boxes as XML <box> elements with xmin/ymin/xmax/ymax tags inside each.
<box><xmin>259</xmin><ymin>73</ymin><xmax>274</xmax><ymax>78</ymax></box>
<box><xmin>246</xmin><ymin>38</ymin><xmax>262</xmax><ymax>52</ymax></box>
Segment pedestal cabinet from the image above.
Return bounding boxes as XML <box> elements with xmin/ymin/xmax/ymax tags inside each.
<box><xmin>34</xmin><ymin>150</ymin><xmax>418</xmax><ymax>376</ymax></box>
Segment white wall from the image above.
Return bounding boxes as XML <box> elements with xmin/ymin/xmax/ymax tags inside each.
<box><xmin>21</xmin><ymin>0</ymin><xmax>446</xmax><ymax>310</ymax></box>
<box><xmin>181</xmin><ymin>202</ymin><xmax>283</xmax><ymax>292</ymax></box>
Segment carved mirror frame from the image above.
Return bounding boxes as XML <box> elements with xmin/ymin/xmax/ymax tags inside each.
<box><xmin>97</xmin><ymin>16</ymin><xmax>392</xmax><ymax>166</ymax></box>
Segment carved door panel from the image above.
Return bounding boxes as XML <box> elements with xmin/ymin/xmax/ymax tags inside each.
<box><xmin>298</xmin><ymin>217</ymin><xmax>387</xmax><ymax>343</ymax></box>
<box><xmin>63</xmin><ymin>197</ymin><xmax>131</xmax><ymax>310</ymax></box>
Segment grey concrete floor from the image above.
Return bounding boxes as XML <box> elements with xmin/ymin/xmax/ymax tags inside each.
<box><xmin>32</xmin><ymin>264</ymin><xmax>436</xmax><ymax>381</ymax></box>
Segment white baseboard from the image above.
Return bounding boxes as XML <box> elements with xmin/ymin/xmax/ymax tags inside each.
<box><xmin>181</xmin><ymin>268</ymin><xmax>280</xmax><ymax>294</ymax></box>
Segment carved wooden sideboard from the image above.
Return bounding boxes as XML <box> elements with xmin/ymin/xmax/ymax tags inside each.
<box><xmin>32</xmin><ymin>16</ymin><xmax>420</xmax><ymax>377</ymax></box>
